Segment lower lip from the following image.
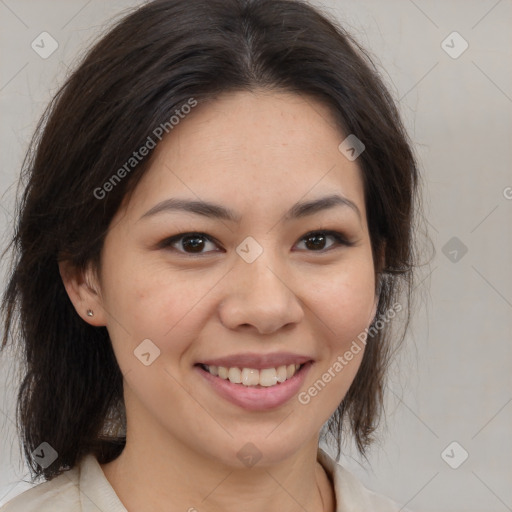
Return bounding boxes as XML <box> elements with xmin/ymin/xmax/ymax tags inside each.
<box><xmin>195</xmin><ymin>362</ymin><xmax>312</xmax><ymax>411</ymax></box>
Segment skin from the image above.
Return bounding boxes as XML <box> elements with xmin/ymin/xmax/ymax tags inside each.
<box><xmin>60</xmin><ymin>89</ymin><xmax>380</xmax><ymax>512</ymax></box>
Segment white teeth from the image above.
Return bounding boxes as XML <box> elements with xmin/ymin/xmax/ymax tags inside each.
<box><xmin>228</xmin><ymin>367</ymin><xmax>242</xmax><ymax>384</ymax></box>
<box><xmin>204</xmin><ymin>363</ymin><xmax>303</xmax><ymax>387</ymax></box>
<box><xmin>241</xmin><ymin>368</ymin><xmax>259</xmax><ymax>386</ymax></box>
<box><xmin>259</xmin><ymin>368</ymin><xmax>278</xmax><ymax>387</ymax></box>
<box><xmin>276</xmin><ymin>365</ymin><xmax>287</xmax><ymax>383</ymax></box>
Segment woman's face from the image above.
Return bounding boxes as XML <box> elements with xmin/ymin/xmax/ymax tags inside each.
<box><xmin>85</xmin><ymin>90</ymin><xmax>378</xmax><ymax>467</ymax></box>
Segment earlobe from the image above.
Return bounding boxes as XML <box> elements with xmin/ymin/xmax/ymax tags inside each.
<box><xmin>58</xmin><ymin>259</ymin><xmax>107</xmax><ymax>326</ymax></box>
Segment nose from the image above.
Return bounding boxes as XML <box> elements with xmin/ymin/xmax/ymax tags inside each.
<box><xmin>218</xmin><ymin>255</ymin><xmax>304</xmax><ymax>335</ymax></box>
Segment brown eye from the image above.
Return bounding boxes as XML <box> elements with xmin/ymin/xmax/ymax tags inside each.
<box><xmin>159</xmin><ymin>230</ymin><xmax>353</xmax><ymax>256</ymax></box>
<box><xmin>304</xmin><ymin>233</ymin><xmax>328</xmax><ymax>250</ymax></box>
<box><xmin>295</xmin><ymin>231</ymin><xmax>353</xmax><ymax>252</ymax></box>
<box><xmin>160</xmin><ymin>232</ymin><xmax>220</xmax><ymax>255</ymax></box>
<box><xmin>180</xmin><ymin>234</ymin><xmax>208</xmax><ymax>253</ymax></box>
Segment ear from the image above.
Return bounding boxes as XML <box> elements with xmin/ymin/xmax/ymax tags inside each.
<box><xmin>58</xmin><ymin>259</ymin><xmax>107</xmax><ymax>326</ymax></box>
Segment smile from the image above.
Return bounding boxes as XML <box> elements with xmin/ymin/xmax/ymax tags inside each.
<box><xmin>195</xmin><ymin>360</ymin><xmax>313</xmax><ymax>411</ymax></box>
<box><xmin>200</xmin><ymin>363</ymin><xmax>303</xmax><ymax>387</ymax></box>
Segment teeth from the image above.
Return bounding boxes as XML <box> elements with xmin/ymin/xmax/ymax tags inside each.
<box><xmin>204</xmin><ymin>363</ymin><xmax>303</xmax><ymax>387</ymax></box>
<box><xmin>276</xmin><ymin>365</ymin><xmax>287</xmax><ymax>383</ymax></box>
<box><xmin>260</xmin><ymin>368</ymin><xmax>278</xmax><ymax>387</ymax></box>
<box><xmin>228</xmin><ymin>367</ymin><xmax>242</xmax><ymax>384</ymax></box>
<box><xmin>241</xmin><ymin>368</ymin><xmax>259</xmax><ymax>386</ymax></box>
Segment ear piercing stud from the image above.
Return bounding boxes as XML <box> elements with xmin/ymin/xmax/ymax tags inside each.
<box><xmin>87</xmin><ymin>309</ymin><xmax>94</xmax><ymax>317</ymax></box>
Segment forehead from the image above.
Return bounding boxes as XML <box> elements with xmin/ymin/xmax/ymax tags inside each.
<box><xmin>121</xmin><ymin>90</ymin><xmax>367</xmax><ymax>226</ymax></box>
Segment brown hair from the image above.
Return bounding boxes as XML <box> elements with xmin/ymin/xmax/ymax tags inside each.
<box><xmin>1</xmin><ymin>0</ymin><xmax>422</xmax><ymax>481</ymax></box>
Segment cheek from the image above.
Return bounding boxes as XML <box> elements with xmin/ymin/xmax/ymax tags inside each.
<box><xmin>97</xmin><ymin>258</ymin><xmax>160</xmax><ymax>330</ymax></box>
<box><xmin>297</xmin><ymin>263</ymin><xmax>375</xmax><ymax>417</ymax></box>
<box><xmin>100</xmin><ymin>256</ymin><xmax>218</xmax><ymax>364</ymax></box>
<box><xmin>308</xmin><ymin>260</ymin><xmax>376</xmax><ymax>342</ymax></box>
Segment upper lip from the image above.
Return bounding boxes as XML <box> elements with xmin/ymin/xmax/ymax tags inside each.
<box><xmin>198</xmin><ymin>352</ymin><xmax>313</xmax><ymax>370</ymax></box>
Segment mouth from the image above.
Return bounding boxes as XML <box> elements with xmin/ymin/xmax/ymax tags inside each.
<box><xmin>194</xmin><ymin>358</ymin><xmax>313</xmax><ymax>411</ymax></box>
<box><xmin>196</xmin><ymin>362</ymin><xmax>305</xmax><ymax>388</ymax></box>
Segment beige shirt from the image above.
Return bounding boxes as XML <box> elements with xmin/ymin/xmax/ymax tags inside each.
<box><xmin>0</xmin><ymin>448</ymin><xmax>406</xmax><ymax>511</ymax></box>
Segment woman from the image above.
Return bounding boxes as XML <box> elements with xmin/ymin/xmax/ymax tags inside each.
<box><xmin>0</xmin><ymin>0</ymin><xmax>421</xmax><ymax>510</ymax></box>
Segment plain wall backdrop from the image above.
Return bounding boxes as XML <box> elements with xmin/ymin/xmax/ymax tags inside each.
<box><xmin>1</xmin><ymin>1</ymin><xmax>511</xmax><ymax>511</ymax></box>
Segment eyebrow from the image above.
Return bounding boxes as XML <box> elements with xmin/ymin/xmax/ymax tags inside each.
<box><xmin>140</xmin><ymin>194</ymin><xmax>362</xmax><ymax>223</ymax></box>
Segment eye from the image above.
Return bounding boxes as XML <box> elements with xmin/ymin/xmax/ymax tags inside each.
<box><xmin>160</xmin><ymin>232</ymin><xmax>221</xmax><ymax>255</ymax></box>
<box><xmin>295</xmin><ymin>230</ymin><xmax>354</xmax><ymax>252</ymax></box>
<box><xmin>159</xmin><ymin>230</ymin><xmax>353</xmax><ymax>256</ymax></box>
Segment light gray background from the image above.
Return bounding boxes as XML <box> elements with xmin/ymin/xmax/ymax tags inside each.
<box><xmin>1</xmin><ymin>1</ymin><xmax>511</xmax><ymax>511</ymax></box>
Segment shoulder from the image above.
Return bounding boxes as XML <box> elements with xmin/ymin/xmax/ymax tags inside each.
<box><xmin>0</xmin><ymin>454</ymin><xmax>126</xmax><ymax>512</ymax></box>
<box><xmin>0</xmin><ymin>466</ymin><xmax>81</xmax><ymax>512</ymax></box>
<box><xmin>317</xmin><ymin>447</ymin><xmax>410</xmax><ymax>512</ymax></box>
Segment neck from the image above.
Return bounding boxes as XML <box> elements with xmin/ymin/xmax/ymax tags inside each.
<box><xmin>101</xmin><ymin>428</ymin><xmax>335</xmax><ymax>512</ymax></box>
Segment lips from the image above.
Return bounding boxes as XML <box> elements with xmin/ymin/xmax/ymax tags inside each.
<box><xmin>193</xmin><ymin>352</ymin><xmax>315</xmax><ymax>410</ymax></box>
<box><xmin>195</xmin><ymin>360</ymin><xmax>313</xmax><ymax>411</ymax></box>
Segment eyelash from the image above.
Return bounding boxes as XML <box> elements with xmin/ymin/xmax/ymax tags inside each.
<box><xmin>158</xmin><ymin>230</ymin><xmax>355</xmax><ymax>256</ymax></box>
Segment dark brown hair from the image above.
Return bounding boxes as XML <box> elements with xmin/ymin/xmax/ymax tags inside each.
<box><xmin>1</xmin><ymin>0</ymin><xmax>422</xmax><ymax>481</ymax></box>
